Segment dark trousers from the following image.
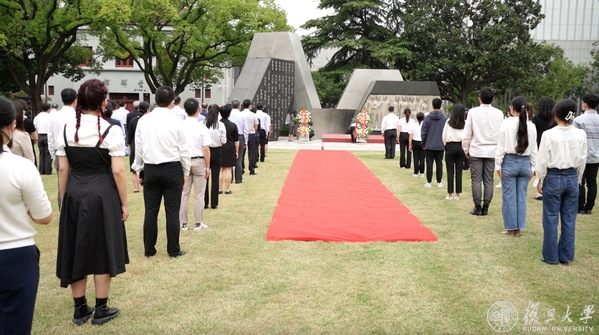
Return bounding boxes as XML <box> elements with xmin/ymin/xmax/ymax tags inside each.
<box><xmin>38</xmin><ymin>134</ymin><xmax>52</xmax><ymax>174</ymax></box>
<box><xmin>0</xmin><ymin>245</ymin><xmax>39</xmax><ymax>335</ymax></box>
<box><xmin>143</xmin><ymin>162</ymin><xmax>183</xmax><ymax>256</ymax></box>
<box><xmin>579</xmin><ymin>163</ymin><xmax>598</xmax><ymax>211</ymax></box>
<box><xmin>235</xmin><ymin>136</ymin><xmax>245</xmax><ymax>183</ymax></box>
<box><xmin>445</xmin><ymin>142</ymin><xmax>465</xmax><ymax>193</ymax></box>
<box><xmin>399</xmin><ymin>132</ymin><xmax>411</xmax><ymax>168</ymax></box>
<box><xmin>425</xmin><ymin>150</ymin><xmax>444</xmax><ymax>183</ymax></box>
<box><xmin>412</xmin><ymin>140</ymin><xmax>425</xmax><ymax>174</ymax></box>
<box><xmin>384</xmin><ymin>129</ymin><xmax>397</xmax><ymax>159</ymax></box>
<box><xmin>248</xmin><ymin>133</ymin><xmax>258</xmax><ymax>173</ymax></box>
<box><xmin>205</xmin><ymin>147</ymin><xmax>222</xmax><ymax>209</ymax></box>
<box><xmin>258</xmin><ymin>129</ymin><xmax>267</xmax><ymax>162</ymax></box>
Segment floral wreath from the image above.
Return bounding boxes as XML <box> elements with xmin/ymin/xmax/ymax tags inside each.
<box><xmin>353</xmin><ymin>109</ymin><xmax>371</xmax><ymax>140</ymax></box>
<box><xmin>295</xmin><ymin>107</ymin><xmax>313</xmax><ymax>137</ymax></box>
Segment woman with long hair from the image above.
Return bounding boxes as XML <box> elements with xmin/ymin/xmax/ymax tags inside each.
<box><xmin>0</xmin><ymin>95</ymin><xmax>52</xmax><ymax>335</ymax></box>
<box><xmin>531</xmin><ymin>97</ymin><xmax>555</xmax><ymax>200</ymax></box>
<box><xmin>536</xmin><ymin>99</ymin><xmax>587</xmax><ymax>264</ymax></box>
<box><xmin>495</xmin><ymin>96</ymin><xmax>537</xmax><ymax>236</ymax></box>
<box><xmin>127</xmin><ymin>101</ymin><xmax>150</xmax><ymax>193</ymax></box>
<box><xmin>8</xmin><ymin>99</ymin><xmax>36</xmax><ymax>163</ymax></box>
<box><xmin>204</xmin><ymin>104</ymin><xmax>226</xmax><ymax>209</ymax></box>
<box><xmin>55</xmin><ymin>79</ymin><xmax>129</xmax><ymax>325</ymax></box>
<box><xmin>219</xmin><ymin>105</ymin><xmax>239</xmax><ymax>195</ymax></box>
<box><xmin>410</xmin><ymin>112</ymin><xmax>426</xmax><ymax>177</ymax></box>
<box><xmin>442</xmin><ymin>104</ymin><xmax>466</xmax><ymax>200</ymax></box>
<box><xmin>398</xmin><ymin>108</ymin><xmax>416</xmax><ymax>169</ymax></box>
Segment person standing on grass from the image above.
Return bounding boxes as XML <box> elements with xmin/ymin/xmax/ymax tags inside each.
<box><xmin>256</xmin><ymin>103</ymin><xmax>270</xmax><ymax>162</ymax></box>
<box><xmin>229</xmin><ymin>99</ymin><xmax>246</xmax><ymax>184</ymax></box>
<box><xmin>34</xmin><ymin>102</ymin><xmax>53</xmax><ymax>174</ymax></box>
<box><xmin>9</xmin><ymin>99</ymin><xmax>36</xmax><ymax>164</ymax></box>
<box><xmin>536</xmin><ymin>99</ymin><xmax>587</xmax><ymax>265</ymax></box>
<box><xmin>573</xmin><ymin>93</ymin><xmax>599</xmax><ymax>215</ymax></box>
<box><xmin>243</xmin><ymin>100</ymin><xmax>259</xmax><ymax>175</ymax></box>
<box><xmin>495</xmin><ymin>96</ymin><xmax>537</xmax><ymax>237</ymax></box>
<box><xmin>462</xmin><ymin>87</ymin><xmax>504</xmax><ymax>216</ymax></box>
<box><xmin>381</xmin><ymin>106</ymin><xmax>400</xmax><ymax>159</ymax></box>
<box><xmin>56</xmin><ymin>79</ymin><xmax>129</xmax><ymax>325</ymax></box>
<box><xmin>410</xmin><ymin>112</ymin><xmax>426</xmax><ymax>177</ymax></box>
<box><xmin>442</xmin><ymin>104</ymin><xmax>467</xmax><ymax>200</ymax></box>
<box><xmin>204</xmin><ymin>104</ymin><xmax>227</xmax><ymax>209</ymax></box>
<box><xmin>179</xmin><ymin>98</ymin><xmax>212</xmax><ymax>231</ymax></box>
<box><xmin>398</xmin><ymin>108</ymin><xmax>416</xmax><ymax>168</ymax></box>
<box><xmin>421</xmin><ymin>98</ymin><xmax>447</xmax><ymax>188</ymax></box>
<box><xmin>126</xmin><ymin>102</ymin><xmax>150</xmax><ymax>193</ymax></box>
<box><xmin>0</xmin><ymin>95</ymin><xmax>52</xmax><ymax>335</ymax></box>
<box><xmin>132</xmin><ymin>85</ymin><xmax>190</xmax><ymax>259</ymax></box>
<box><xmin>219</xmin><ymin>105</ymin><xmax>239</xmax><ymax>195</ymax></box>
<box><xmin>531</xmin><ymin>97</ymin><xmax>555</xmax><ymax>201</ymax></box>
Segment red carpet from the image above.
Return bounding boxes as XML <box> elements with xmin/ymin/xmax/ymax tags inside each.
<box><xmin>266</xmin><ymin>150</ymin><xmax>437</xmax><ymax>242</ymax></box>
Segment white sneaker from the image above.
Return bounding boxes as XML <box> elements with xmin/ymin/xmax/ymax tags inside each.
<box><xmin>193</xmin><ymin>223</ymin><xmax>208</xmax><ymax>231</ymax></box>
<box><xmin>418</xmin><ymin>173</ymin><xmax>424</xmax><ymax>177</ymax></box>
<box><xmin>445</xmin><ymin>195</ymin><xmax>453</xmax><ymax>200</ymax></box>
<box><xmin>424</xmin><ymin>183</ymin><xmax>431</xmax><ymax>188</ymax></box>
<box><xmin>437</xmin><ymin>182</ymin><xmax>443</xmax><ymax>188</ymax></box>
<box><xmin>180</xmin><ymin>225</ymin><xmax>188</xmax><ymax>231</ymax></box>
<box><xmin>412</xmin><ymin>174</ymin><xmax>419</xmax><ymax>177</ymax></box>
<box><xmin>453</xmin><ymin>195</ymin><xmax>460</xmax><ymax>200</ymax></box>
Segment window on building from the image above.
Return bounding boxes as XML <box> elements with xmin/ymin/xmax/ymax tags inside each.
<box><xmin>48</xmin><ymin>86</ymin><xmax>54</xmax><ymax>96</ymax></box>
<box><xmin>79</xmin><ymin>46</ymin><xmax>93</xmax><ymax>67</ymax></box>
<box><xmin>115</xmin><ymin>56</ymin><xmax>134</xmax><ymax>68</ymax></box>
<box><xmin>204</xmin><ymin>88</ymin><xmax>211</xmax><ymax>99</ymax></box>
<box><xmin>195</xmin><ymin>89</ymin><xmax>201</xmax><ymax>99</ymax></box>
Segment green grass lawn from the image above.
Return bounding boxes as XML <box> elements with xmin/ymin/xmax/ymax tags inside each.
<box><xmin>32</xmin><ymin>150</ymin><xmax>598</xmax><ymax>334</ymax></box>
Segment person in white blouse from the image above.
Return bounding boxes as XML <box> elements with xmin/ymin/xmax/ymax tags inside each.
<box><xmin>204</xmin><ymin>104</ymin><xmax>227</xmax><ymax>209</ymax></box>
<box><xmin>495</xmin><ymin>96</ymin><xmax>537</xmax><ymax>237</ymax></box>
<box><xmin>536</xmin><ymin>99</ymin><xmax>587</xmax><ymax>265</ymax></box>
<box><xmin>0</xmin><ymin>95</ymin><xmax>52</xmax><ymax>335</ymax></box>
<box><xmin>398</xmin><ymin>108</ymin><xmax>416</xmax><ymax>168</ymax></box>
<box><xmin>34</xmin><ymin>102</ymin><xmax>54</xmax><ymax>174</ymax></box>
<box><xmin>410</xmin><ymin>112</ymin><xmax>426</xmax><ymax>177</ymax></box>
<box><xmin>442</xmin><ymin>104</ymin><xmax>467</xmax><ymax>200</ymax></box>
<box><xmin>380</xmin><ymin>106</ymin><xmax>400</xmax><ymax>159</ymax></box>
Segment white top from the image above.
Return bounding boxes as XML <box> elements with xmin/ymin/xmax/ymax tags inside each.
<box><xmin>573</xmin><ymin>110</ymin><xmax>599</xmax><ymax>164</ymax></box>
<box><xmin>56</xmin><ymin>114</ymin><xmax>126</xmax><ymax>157</ymax></box>
<box><xmin>398</xmin><ymin>117</ymin><xmax>416</xmax><ymax>134</ymax></box>
<box><xmin>229</xmin><ymin>108</ymin><xmax>245</xmax><ymax>137</ymax></box>
<box><xmin>412</xmin><ymin>122</ymin><xmax>423</xmax><ymax>141</ymax></box>
<box><xmin>131</xmin><ymin>107</ymin><xmax>191</xmax><ymax>176</ymax></box>
<box><xmin>462</xmin><ymin>104</ymin><xmax>504</xmax><ymax>158</ymax></box>
<box><xmin>182</xmin><ymin>117</ymin><xmax>212</xmax><ymax>158</ymax></box>
<box><xmin>442</xmin><ymin>121</ymin><xmax>465</xmax><ymax>145</ymax></box>
<box><xmin>242</xmin><ymin>109</ymin><xmax>258</xmax><ymax>136</ymax></box>
<box><xmin>33</xmin><ymin>111</ymin><xmax>52</xmax><ymax>134</ymax></box>
<box><xmin>115</xmin><ymin>107</ymin><xmax>129</xmax><ymax>125</ymax></box>
<box><xmin>535</xmin><ymin>125</ymin><xmax>587</xmax><ymax>183</ymax></box>
<box><xmin>48</xmin><ymin>105</ymin><xmax>76</xmax><ymax>161</ymax></box>
<box><xmin>494</xmin><ymin>117</ymin><xmax>538</xmax><ymax>171</ymax></box>
<box><xmin>380</xmin><ymin>113</ymin><xmax>400</xmax><ymax>131</ymax></box>
<box><xmin>0</xmin><ymin>146</ymin><xmax>52</xmax><ymax>250</ymax></box>
<box><xmin>204</xmin><ymin>121</ymin><xmax>227</xmax><ymax>148</ymax></box>
<box><xmin>172</xmin><ymin>105</ymin><xmax>187</xmax><ymax>121</ymax></box>
<box><xmin>256</xmin><ymin>110</ymin><xmax>270</xmax><ymax>133</ymax></box>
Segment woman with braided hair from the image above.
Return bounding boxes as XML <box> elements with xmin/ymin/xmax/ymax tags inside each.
<box><xmin>55</xmin><ymin>79</ymin><xmax>129</xmax><ymax>325</ymax></box>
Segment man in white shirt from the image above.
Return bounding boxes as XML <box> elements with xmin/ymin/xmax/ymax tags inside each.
<box><xmin>229</xmin><ymin>99</ymin><xmax>246</xmax><ymax>183</ymax></box>
<box><xmin>132</xmin><ymin>86</ymin><xmax>190</xmax><ymax>258</ymax></box>
<box><xmin>179</xmin><ymin>98</ymin><xmax>212</xmax><ymax>231</ymax></box>
<box><xmin>48</xmin><ymin>88</ymin><xmax>77</xmax><ymax>208</ymax></box>
<box><xmin>573</xmin><ymin>93</ymin><xmax>599</xmax><ymax>215</ymax></box>
<box><xmin>462</xmin><ymin>87</ymin><xmax>504</xmax><ymax>216</ymax></box>
<box><xmin>255</xmin><ymin>103</ymin><xmax>270</xmax><ymax>162</ymax></box>
<box><xmin>172</xmin><ymin>96</ymin><xmax>187</xmax><ymax>120</ymax></box>
<box><xmin>242</xmin><ymin>99</ymin><xmax>259</xmax><ymax>175</ymax></box>
<box><xmin>380</xmin><ymin>106</ymin><xmax>400</xmax><ymax>159</ymax></box>
<box><xmin>33</xmin><ymin>103</ymin><xmax>53</xmax><ymax>174</ymax></box>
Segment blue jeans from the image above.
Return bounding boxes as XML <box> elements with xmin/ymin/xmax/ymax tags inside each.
<box><xmin>501</xmin><ymin>155</ymin><xmax>531</xmax><ymax>230</ymax></box>
<box><xmin>542</xmin><ymin>168</ymin><xmax>579</xmax><ymax>264</ymax></box>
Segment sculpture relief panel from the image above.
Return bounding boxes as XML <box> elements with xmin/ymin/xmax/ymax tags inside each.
<box><xmin>362</xmin><ymin>95</ymin><xmax>439</xmax><ymax>131</ymax></box>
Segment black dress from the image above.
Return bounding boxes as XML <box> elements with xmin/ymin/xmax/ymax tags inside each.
<box><xmin>56</xmin><ymin>125</ymin><xmax>129</xmax><ymax>288</ymax></box>
<box><xmin>221</xmin><ymin>118</ymin><xmax>239</xmax><ymax>167</ymax></box>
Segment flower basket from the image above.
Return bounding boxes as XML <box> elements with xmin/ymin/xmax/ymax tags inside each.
<box><xmin>353</xmin><ymin>109</ymin><xmax>371</xmax><ymax>141</ymax></box>
<box><xmin>295</xmin><ymin>107</ymin><xmax>313</xmax><ymax>141</ymax></box>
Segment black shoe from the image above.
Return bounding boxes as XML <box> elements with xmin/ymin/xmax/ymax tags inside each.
<box><xmin>144</xmin><ymin>251</ymin><xmax>156</xmax><ymax>258</ymax></box>
<box><xmin>559</xmin><ymin>259</ymin><xmax>571</xmax><ymax>266</ymax></box>
<box><xmin>218</xmin><ymin>191</ymin><xmax>223</xmax><ymax>194</ymax></box>
<box><xmin>73</xmin><ymin>304</ymin><xmax>94</xmax><ymax>325</ymax></box>
<box><xmin>578</xmin><ymin>209</ymin><xmax>586</xmax><ymax>214</ymax></box>
<box><xmin>250</xmin><ymin>171</ymin><xmax>257</xmax><ymax>175</ymax></box>
<box><xmin>92</xmin><ymin>304</ymin><xmax>119</xmax><ymax>325</ymax></box>
<box><xmin>534</xmin><ymin>196</ymin><xmax>543</xmax><ymax>201</ymax></box>
<box><xmin>584</xmin><ymin>210</ymin><xmax>592</xmax><ymax>215</ymax></box>
<box><xmin>470</xmin><ymin>205</ymin><xmax>482</xmax><ymax>216</ymax></box>
<box><xmin>481</xmin><ymin>204</ymin><xmax>489</xmax><ymax>216</ymax></box>
<box><xmin>169</xmin><ymin>250</ymin><xmax>186</xmax><ymax>258</ymax></box>
<box><xmin>540</xmin><ymin>258</ymin><xmax>558</xmax><ymax>265</ymax></box>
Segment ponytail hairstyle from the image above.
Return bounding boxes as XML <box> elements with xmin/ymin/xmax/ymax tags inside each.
<box><xmin>552</xmin><ymin>99</ymin><xmax>577</xmax><ymax>124</ymax></box>
<box><xmin>403</xmin><ymin>108</ymin><xmax>411</xmax><ymax>123</ymax></box>
<box><xmin>205</xmin><ymin>104</ymin><xmax>221</xmax><ymax>129</ymax></box>
<box><xmin>416</xmin><ymin>112</ymin><xmax>425</xmax><ymax>125</ymax></box>
<box><xmin>526</xmin><ymin>103</ymin><xmax>534</xmax><ymax>121</ymax></box>
<box><xmin>75</xmin><ymin>79</ymin><xmax>108</xmax><ymax>143</ymax></box>
<box><xmin>138</xmin><ymin>101</ymin><xmax>150</xmax><ymax>115</ymax></box>
<box><xmin>0</xmin><ymin>96</ymin><xmax>16</xmax><ymax>154</ymax></box>
<box><xmin>448</xmin><ymin>104</ymin><xmax>466</xmax><ymax>130</ymax></box>
<box><xmin>511</xmin><ymin>96</ymin><xmax>529</xmax><ymax>154</ymax></box>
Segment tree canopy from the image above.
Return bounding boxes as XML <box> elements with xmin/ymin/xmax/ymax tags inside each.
<box><xmin>95</xmin><ymin>0</ymin><xmax>290</xmax><ymax>95</ymax></box>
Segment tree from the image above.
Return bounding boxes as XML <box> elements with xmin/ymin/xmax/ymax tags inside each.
<box><xmin>398</xmin><ymin>0</ymin><xmax>545</xmax><ymax>104</ymax></box>
<box><xmin>95</xmin><ymin>0</ymin><xmax>290</xmax><ymax>95</ymax></box>
<box><xmin>310</xmin><ymin>70</ymin><xmax>347</xmax><ymax>108</ymax></box>
<box><xmin>0</xmin><ymin>0</ymin><xmax>111</xmax><ymax>114</ymax></box>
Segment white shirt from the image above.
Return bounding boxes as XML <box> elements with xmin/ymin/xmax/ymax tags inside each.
<box><xmin>109</xmin><ymin>111</ymin><xmax>126</xmax><ymax>140</ymax></box>
<box><xmin>242</xmin><ymin>109</ymin><xmax>258</xmax><ymax>137</ymax></box>
<box><xmin>229</xmin><ymin>108</ymin><xmax>244</xmax><ymax>137</ymax></box>
<box><xmin>56</xmin><ymin>114</ymin><xmax>126</xmax><ymax>157</ymax></box>
<box><xmin>115</xmin><ymin>107</ymin><xmax>129</xmax><ymax>125</ymax></box>
<box><xmin>132</xmin><ymin>107</ymin><xmax>191</xmax><ymax>176</ymax></box>
<box><xmin>380</xmin><ymin>113</ymin><xmax>400</xmax><ymax>131</ymax></box>
<box><xmin>256</xmin><ymin>110</ymin><xmax>270</xmax><ymax>133</ymax></box>
<box><xmin>48</xmin><ymin>105</ymin><xmax>76</xmax><ymax>160</ymax></box>
<box><xmin>535</xmin><ymin>125</ymin><xmax>587</xmax><ymax>183</ymax></box>
<box><xmin>204</xmin><ymin>121</ymin><xmax>227</xmax><ymax>148</ymax></box>
<box><xmin>412</xmin><ymin>122</ymin><xmax>423</xmax><ymax>141</ymax></box>
<box><xmin>398</xmin><ymin>117</ymin><xmax>416</xmax><ymax>134</ymax></box>
<box><xmin>0</xmin><ymin>146</ymin><xmax>52</xmax><ymax>250</ymax></box>
<box><xmin>442</xmin><ymin>121</ymin><xmax>465</xmax><ymax>145</ymax></box>
<box><xmin>172</xmin><ymin>105</ymin><xmax>187</xmax><ymax>121</ymax></box>
<box><xmin>494</xmin><ymin>117</ymin><xmax>538</xmax><ymax>171</ymax></box>
<box><xmin>182</xmin><ymin>117</ymin><xmax>212</xmax><ymax>158</ymax></box>
<box><xmin>573</xmin><ymin>110</ymin><xmax>599</xmax><ymax>164</ymax></box>
<box><xmin>33</xmin><ymin>111</ymin><xmax>52</xmax><ymax>134</ymax></box>
<box><xmin>462</xmin><ymin>103</ymin><xmax>504</xmax><ymax>158</ymax></box>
